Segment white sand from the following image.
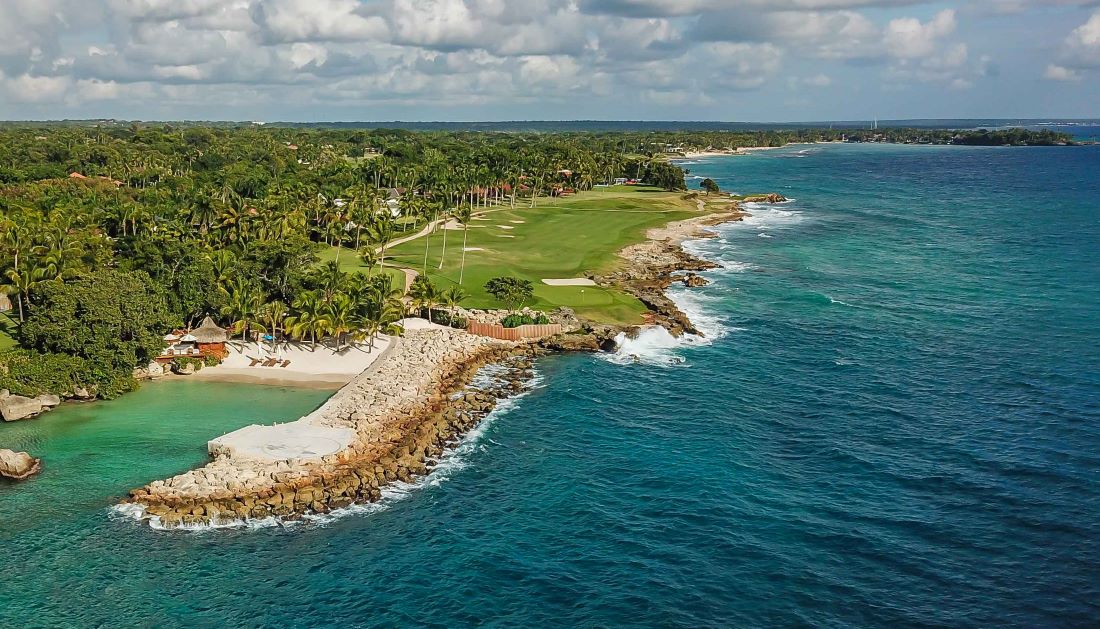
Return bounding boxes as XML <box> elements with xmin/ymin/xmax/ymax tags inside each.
<box><xmin>463</xmin><ymin>247</ymin><xmax>484</xmax><ymax>252</ymax></box>
<box><xmin>509</xmin><ymin>220</ymin><xmax>525</xmax><ymax>224</ymax></box>
<box><xmin>495</xmin><ymin>234</ymin><xmax>515</xmax><ymax>238</ymax></box>
<box><xmin>398</xmin><ymin>317</ymin><xmax>450</xmax><ymax>331</ymax></box>
<box><xmin>191</xmin><ymin>337</ymin><xmax>392</xmax><ymax>387</ymax></box>
<box><xmin>496</xmin><ymin>225</ymin><xmax>514</xmax><ymax>230</ymax></box>
<box><xmin>542</xmin><ymin>278</ymin><xmax>597</xmax><ymax>286</ymax></box>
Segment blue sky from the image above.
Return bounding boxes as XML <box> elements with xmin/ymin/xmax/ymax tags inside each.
<box><xmin>1</xmin><ymin>0</ymin><xmax>1098</xmax><ymax>121</ymax></box>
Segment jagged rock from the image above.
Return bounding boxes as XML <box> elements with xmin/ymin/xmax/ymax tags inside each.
<box><xmin>0</xmin><ymin>449</ymin><xmax>41</xmax><ymax>480</ymax></box>
<box><xmin>541</xmin><ymin>333</ymin><xmax>602</xmax><ymax>352</ymax></box>
<box><xmin>741</xmin><ymin>193</ymin><xmax>787</xmax><ymax>203</ymax></box>
<box><xmin>681</xmin><ymin>273</ymin><xmax>709</xmax><ymax>287</ymax></box>
<box><xmin>71</xmin><ymin>386</ymin><xmax>96</xmax><ymax>400</ymax></box>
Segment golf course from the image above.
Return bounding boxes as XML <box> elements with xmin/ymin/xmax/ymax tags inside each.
<box><xmin>328</xmin><ymin>186</ymin><xmax>703</xmax><ymax>324</ymax></box>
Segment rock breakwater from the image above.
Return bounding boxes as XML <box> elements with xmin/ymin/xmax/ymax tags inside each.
<box><xmin>123</xmin><ymin>329</ymin><xmax>538</xmax><ymax>528</ymax></box>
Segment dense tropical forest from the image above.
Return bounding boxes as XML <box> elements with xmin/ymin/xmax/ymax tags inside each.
<box><xmin>0</xmin><ymin>125</ymin><xmax>692</xmax><ymax>399</ymax></box>
<box><xmin>0</xmin><ymin>124</ymin><xmax>1074</xmax><ymax>400</ymax></box>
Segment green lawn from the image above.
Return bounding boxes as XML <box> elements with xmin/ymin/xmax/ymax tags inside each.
<box><xmin>0</xmin><ymin>313</ymin><xmax>18</xmax><ymax>351</ymax></box>
<box><xmin>386</xmin><ymin>186</ymin><xmax>700</xmax><ymax>325</ymax></box>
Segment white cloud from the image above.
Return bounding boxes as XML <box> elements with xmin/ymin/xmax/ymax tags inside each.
<box><xmin>883</xmin><ymin>9</ymin><xmax>956</xmax><ymax>59</ymax></box>
<box><xmin>0</xmin><ymin>0</ymin><xmax>1092</xmax><ymax>118</ymax></box>
<box><xmin>1044</xmin><ymin>64</ymin><xmax>1082</xmax><ymax>81</ymax></box>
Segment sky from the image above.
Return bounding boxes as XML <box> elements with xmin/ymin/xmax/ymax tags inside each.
<box><xmin>1</xmin><ymin>0</ymin><xmax>1098</xmax><ymax>122</ymax></box>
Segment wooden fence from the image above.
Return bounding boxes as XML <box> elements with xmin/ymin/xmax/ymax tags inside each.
<box><xmin>467</xmin><ymin>321</ymin><xmax>562</xmax><ymax>341</ymax></box>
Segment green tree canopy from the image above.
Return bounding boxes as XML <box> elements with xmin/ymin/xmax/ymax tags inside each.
<box><xmin>484</xmin><ymin>276</ymin><xmax>534</xmax><ymax>312</ymax></box>
<box><xmin>19</xmin><ymin>269</ymin><xmax>178</xmax><ymax>373</ymax></box>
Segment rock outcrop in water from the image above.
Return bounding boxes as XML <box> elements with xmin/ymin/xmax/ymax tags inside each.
<box><xmin>680</xmin><ymin>273</ymin><xmax>710</xmax><ymax>287</ymax></box>
<box><xmin>741</xmin><ymin>193</ymin><xmax>787</xmax><ymax>204</ymax></box>
<box><xmin>0</xmin><ymin>449</ymin><xmax>41</xmax><ymax>480</ymax></box>
<box><xmin>0</xmin><ymin>390</ymin><xmax>62</xmax><ymax>422</ymax></box>
<box><xmin>124</xmin><ymin>329</ymin><xmax>539</xmax><ymax>527</ymax></box>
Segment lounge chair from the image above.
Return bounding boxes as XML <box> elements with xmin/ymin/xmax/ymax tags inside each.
<box><xmin>262</xmin><ymin>358</ymin><xmax>278</xmax><ymax>367</ymax></box>
<box><xmin>280</xmin><ymin>360</ymin><xmax>291</xmax><ymax>368</ymax></box>
<box><xmin>248</xmin><ymin>358</ymin><xmax>262</xmax><ymax>367</ymax></box>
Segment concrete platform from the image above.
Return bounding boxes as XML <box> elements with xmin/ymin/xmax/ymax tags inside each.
<box><xmin>209</xmin><ymin>423</ymin><xmax>354</xmax><ymax>461</ymax></box>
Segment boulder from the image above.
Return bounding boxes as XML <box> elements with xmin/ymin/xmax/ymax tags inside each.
<box><xmin>681</xmin><ymin>273</ymin><xmax>710</xmax><ymax>287</ymax></box>
<box><xmin>0</xmin><ymin>449</ymin><xmax>41</xmax><ymax>480</ymax></box>
<box><xmin>71</xmin><ymin>386</ymin><xmax>92</xmax><ymax>400</ymax></box>
<box><xmin>172</xmin><ymin>361</ymin><xmax>196</xmax><ymax>375</ymax></box>
<box><xmin>1</xmin><ymin>394</ymin><xmax>48</xmax><ymax>421</ymax></box>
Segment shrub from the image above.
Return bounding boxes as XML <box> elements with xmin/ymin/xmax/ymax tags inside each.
<box><xmin>429</xmin><ymin>310</ymin><xmax>467</xmax><ymax>329</ymax></box>
<box><xmin>0</xmin><ymin>349</ymin><xmax>136</xmax><ymax>399</ymax></box>
<box><xmin>172</xmin><ymin>357</ymin><xmax>204</xmax><ymax>372</ymax></box>
<box><xmin>203</xmin><ymin>354</ymin><xmax>222</xmax><ymax>367</ymax></box>
<box><xmin>501</xmin><ymin>311</ymin><xmax>551</xmax><ymax>328</ymax></box>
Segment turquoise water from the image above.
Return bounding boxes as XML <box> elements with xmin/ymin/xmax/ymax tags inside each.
<box><xmin>3</xmin><ymin>144</ymin><xmax>1100</xmax><ymax>626</ymax></box>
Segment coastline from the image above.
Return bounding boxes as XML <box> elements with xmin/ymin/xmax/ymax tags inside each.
<box><xmin>596</xmin><ymin>193</ymin><xmax>787</xmax><ymax>336</ymax></box>
<box><xmin>118</xmin><ymin>173</ymin><xmax>784</xmax><ymax>529</ymax></box>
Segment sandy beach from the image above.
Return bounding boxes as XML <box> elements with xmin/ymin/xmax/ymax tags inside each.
<box><xmin>188</xmin><ymin>338</ymin><xmax>393</xmax><ymax>388</ymax></box>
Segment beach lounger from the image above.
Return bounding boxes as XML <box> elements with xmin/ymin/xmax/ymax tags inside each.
<box><xmin>248</xmin><ymin>358</ymin><xmax>261</xmax><ymax>366</ymax></box>
<box><xmin>280</xmin><ymin>360</ymin><xmax>291</xmax><ymax>368</ymax></box>
<box><xmin>262</xmin><ymin>358</ymin><xmax>278</xmax><ymax>367</ymax></box>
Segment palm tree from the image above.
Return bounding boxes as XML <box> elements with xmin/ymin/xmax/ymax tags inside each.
<box><xmin>369</xmin><ymin>215</ymin><xmax>397</xmax><ymax>271</ymax></box>
<box><xmin>207</xmin><ymin>249</ymin><xmax>236</xmax><ymax>291</ymax></box>
<box><xmin>325</xmin><ymin>293</ymin><xmax>357</xmax><ymax>351</ymax></box>
<box><xmin>442</xmin><ymin>285</ymin><xmax>466</xmax><ymax>325</ymax></box>
<box><xmin>259</xmin><ymin>300</ymin><xmax>288</xmax><ymax>355</ymax></box>
<box><xmin>316</xmin><ymin>260</ymin><xmax>347</xmax><ymax>303</ymax></box>
<box><xmin>358</xmin><ymin>246</ymin><xmax>378</xmax><ymax>278</ymax></box>
<box><xmin>285</xmin><ymin>290</ymin><xmax>329</xmax><ymax>350</ymax></box>
<box><xmin>408</xmin><ymin>275</ymin><xmax>440</xmax><ymax>322</ymax></box>
<box><xmin>219</xmin><ymin>277</ymin><xmax>263</xmax><ymax>343</ymax></box>
<box><xmin>436</xmin><ymin>204</ymin><xmax>452</xmax><ymax>270</ymax></box>
<box><xmin>3</xmin><ymin>264</ymin><xmax>44</xmax><ymax>322</ymax></box>
<box><xmin>454</xmin><ymin>206</ymin><xmax>473</xmax><ymax>284</ymax></box>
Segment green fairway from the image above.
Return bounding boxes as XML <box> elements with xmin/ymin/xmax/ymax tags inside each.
<box><xmin>386</xmin><ymin>187</ymin><xmax>699</xmax><ymax>325</ymax></box>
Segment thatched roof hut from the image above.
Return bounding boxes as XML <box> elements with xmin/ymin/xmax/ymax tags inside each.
<box><xmin>190</xmin><ymin>317</ymin><xmax>228</xmax><ymax>343</ymax></box>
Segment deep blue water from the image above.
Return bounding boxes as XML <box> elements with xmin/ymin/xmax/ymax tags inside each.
<box><xmin>2</xmin><ymin>144</ymin><xmax>1099</xmax><ymax>627</ymax></box>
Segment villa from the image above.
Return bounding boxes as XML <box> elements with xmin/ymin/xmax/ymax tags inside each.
<box><xmin>156</xmin><ymin>317</ymin><xmax>229</xmax><ymax>363</ymax></box>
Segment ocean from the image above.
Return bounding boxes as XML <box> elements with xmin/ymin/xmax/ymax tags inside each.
<box><xmin>2</xmin><ymin>143</ymin><xmax>1099</xmax><ymax>626</ymax></box>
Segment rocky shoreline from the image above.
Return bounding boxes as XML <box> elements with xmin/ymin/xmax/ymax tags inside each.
<box><xmin>122</xmin><ymin>329</ymin><xmax>541</xmax><ymax>527</ymax></box>
<box><xmin>594</xmin><ymin>199</ymin><xmax>760</xmax><ymax>336</ymax></box>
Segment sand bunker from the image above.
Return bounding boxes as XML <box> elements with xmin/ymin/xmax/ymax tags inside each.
<box><xmin>496</xmin><ymin>225</ymin><xmax>514</xmax><ymax>230</ymax></box>
<box><xmin>509</xmin><ymin>220</ymin><xmax>526</xmax><ymax>224</ymax></box>
<box><xmin>495</xmin><ymin>234</ymin><xmax>515</xmax><ymax>238</ymax></box>
<box><xmin>542</xmin><ymin>278</ymin><xmax>597</xmax><ymax>286</ymax></box>
<box><xmin>463</xmin><ymin>247</ymin><xmax>484</xmax><ymax>252</ymax></box>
